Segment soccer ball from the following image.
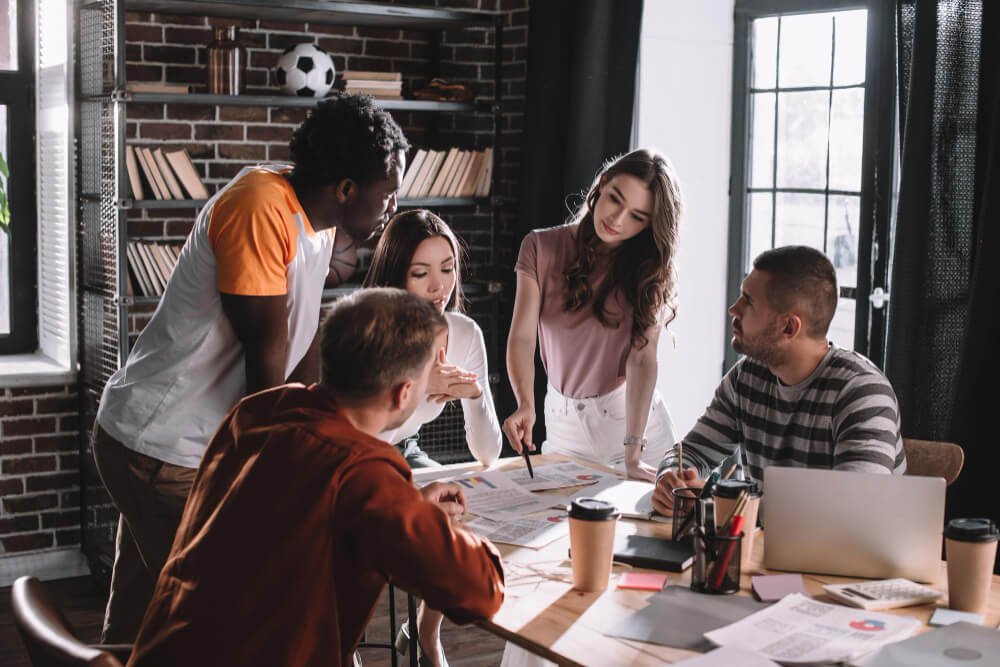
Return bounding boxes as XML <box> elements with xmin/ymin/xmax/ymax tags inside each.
<box><xmin>275</xmin><ymin>43</ymin><xmax>335</xmax><ymax>98</ymax></box>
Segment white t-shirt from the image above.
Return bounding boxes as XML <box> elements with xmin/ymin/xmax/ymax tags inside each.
<box><xmin>380</xmin><ymin>311</ymin><xmax>502</xmax><ymax>466</ymax></box>
<box><xmin>97</xmin><ymin>166</ymin><xmax>335</xmax><ymax>468</ymax></box>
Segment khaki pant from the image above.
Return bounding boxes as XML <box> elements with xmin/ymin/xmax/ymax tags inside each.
<box><xmin>91</xmin><ymin>425</ymin><xmax>198</xmax><ymax>643</ymax></box>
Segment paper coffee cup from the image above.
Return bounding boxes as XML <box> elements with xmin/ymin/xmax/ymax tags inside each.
<box><xmin>713</xmin><ymin>479</ymin><xmax>752</xmax><ymax>527</ymax></box>
<box><xmin>739</xmin><ymin>483</ymin><xmax>762</xmax><ymax>568</ymax></box>
<box><xmin>567</xmin><ymin>498</ymin><xmax>620</xmax><ymax>592</ymax></box>
<box><xmin>945</xmin><ymin>518</ymin><xmax>998</xmax><ymax>612</ymax></box>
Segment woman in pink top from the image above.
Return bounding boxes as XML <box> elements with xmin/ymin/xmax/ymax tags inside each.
<box><xmin>504</xmin><ymin>149</ymin><xmax>682</xmax><ymax>481</ymax></box>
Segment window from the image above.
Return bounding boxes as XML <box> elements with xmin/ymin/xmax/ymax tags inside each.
<box><xmin>0</xmin><ymin>0</ymin><xmax>37</xmax><ymax>353</ymax></box>
<box><xmin>727</xmin><ymin>0</ymin><xmax>894</xmax><ymax>366</ymax></box>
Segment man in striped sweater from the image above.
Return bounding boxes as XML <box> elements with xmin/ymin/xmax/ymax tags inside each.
<box><xmin>652</xmin><ymin>245</ymin><xmax>906</xmax><ymax>515</ymax></box>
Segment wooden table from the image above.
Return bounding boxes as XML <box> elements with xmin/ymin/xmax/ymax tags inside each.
<box><xmin>413</xmin><ymin>455</ymin><xmax>1000</xmax><ymax>666</ymax></box>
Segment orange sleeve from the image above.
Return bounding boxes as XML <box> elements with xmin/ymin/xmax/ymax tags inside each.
<box><xmin>208</xmin><ymin>176</ymin><xmax>298</xmax><ymax>296</ymax></box>
<box><xmin>337</xmin><ymin>457</ymin><xmax>505</xmax><ymax>623</ymax></box>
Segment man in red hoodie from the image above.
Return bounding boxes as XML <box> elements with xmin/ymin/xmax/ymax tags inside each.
<box><xmin>129</xmin><ymin>288</ymin><xmax>505</xmax><ymax>666</ymax></box>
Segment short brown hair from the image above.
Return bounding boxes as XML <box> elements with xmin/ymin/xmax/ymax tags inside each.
<box><xmin>320</xmin><ymin>288</ymin><xmax>446</xmax><ymax>402</ymax></box>
<box><xmin>753</xmin><ymin>245</ymin><xmax>837</xmax><ymax>337</ymax></box>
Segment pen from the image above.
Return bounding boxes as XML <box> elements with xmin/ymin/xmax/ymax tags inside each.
<box><xmin>709</xmin><ymin>513</ymin><xmax>745</xmax><ymax>590</ymax></box>
<box><xmin>522</xmin><ymin>446</ymin><xmax>534</xmax><ymax>478</ymax></box>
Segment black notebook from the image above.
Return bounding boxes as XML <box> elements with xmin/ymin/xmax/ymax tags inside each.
<box><xmin>613</xmin><ymin>535</ymin><xmax>695</xmax><ymax>572</ymax></box>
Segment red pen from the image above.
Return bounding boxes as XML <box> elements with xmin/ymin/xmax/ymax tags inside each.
<box><xmin>709</xmin><ymin>514</ymin><xmax>745</xmax><ymax>590</ymax></box>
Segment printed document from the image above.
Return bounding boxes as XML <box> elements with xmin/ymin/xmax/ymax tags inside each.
<box><xmin>505</xmin><ymin>461</ymin><xmax>612</xmax><ymax>492</ymax></box>
<box><xmin>704</xmin><ymin>594</ymin><xmax>921</xmax><ymax>664</ymax></box>
<box><xmin>464</xmin><ymin>511</ymin><xmax>569</xmax><ymax>549</ymax></box>
<box><xmin>452</xmin><ymin>470</ymin><xmax>553</xmax><ymax>521</ymax></box>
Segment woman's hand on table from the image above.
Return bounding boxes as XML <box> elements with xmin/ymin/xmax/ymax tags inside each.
<box><xmin>624</xmin><ymin>458</ymin><xmax>657</xmax><ymax>482</ymax></box>
<box><xmin>421</xmin><ymin>481</ymin><xmax>467</xmax><ymax>519</ymax></box>
<box><xmin>502</xmin><ymin>405</ymin><xmax>536</xmax><ymax>454</ymax></box>
<box><xmin>651</xmin><ymin>467</ymin><xmax>701</xmax><ymax>515</ymax></box>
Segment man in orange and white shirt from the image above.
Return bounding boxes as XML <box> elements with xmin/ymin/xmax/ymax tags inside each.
<box><xmin>92</xmin><ymin>94</ymin><xmax>409</xmax><ymax>642</ymax></box>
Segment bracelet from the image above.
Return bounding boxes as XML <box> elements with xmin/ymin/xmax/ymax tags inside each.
<box><xmin>623</xmin><ymin>435</ymin><xmax>647</xmax><ymax>450</ymax></box>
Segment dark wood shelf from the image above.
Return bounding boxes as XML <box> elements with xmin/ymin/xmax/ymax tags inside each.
<box><xmin>107</xmin><ymin>91</ymin><xmax>478</xmax><ymax>112</ymax></box>
<box><xmin>115</xmin><ymin>197</ymin><xmax>485</xmax><ymax>209</ymax></box>
<box><xmin>123</xmin><ymin>0</ymin><xmax>493</xmax><ymax>29</ymax></box>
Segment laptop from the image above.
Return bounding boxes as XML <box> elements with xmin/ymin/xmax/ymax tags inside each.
<box><xmin>763</xmin><ymin>467</ymin><xmax>945</xmax><ymax>583</ymax></box>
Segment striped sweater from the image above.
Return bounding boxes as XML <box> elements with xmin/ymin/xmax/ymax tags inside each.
<box><xmin>656</xmin><ymin>346</ymin><xmax>906</xmax><ymax>484</ymax></box>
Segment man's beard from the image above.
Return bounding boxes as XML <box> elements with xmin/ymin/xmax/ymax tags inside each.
<box><xmin>732</xmin><ymin>321</ymin><xmax>786</xmax><ymax>367</ymax></box>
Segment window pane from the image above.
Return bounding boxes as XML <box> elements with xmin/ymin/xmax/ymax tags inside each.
<box><xmin>833</xmin><ymin>10</ymin><xmax>868</xmax><ymax>86</ymax></box>
<box><xmin>828</xmin><ymin>296</ymin><xmax>855</xmax><ymax>349</ymax></box>
<box><xmin>827</xmin><ymin>195</ymin><xmax>859</xmax><ymax>289</ymax></box>
<box><xmin>750</xmin><ymin>92</ymin><xmax>775</xmax><ymax>188</ymax></box>
<box><xmin>828</xmin><ymin>88</ymin><xmax>865</xmax><ymax>191</ymax></box>
<box><xmin>747</xmin><ymin>192</ymin><xmax>773</xmax><ymax>270</ymax></box>
<box><xmin>776</xmin><ymin>90</ymin><xmax>830</xmax><ymax>189</ymax></box>
<box><xmin>0</xmin><ymin>103</ymin><xmax>8</xmax><ymax>334</ymax></box>
<box><xmin>0</xmin><ymin>0</ymin><xmax>16</xmax><ymax>71</ymax></box>
<box><xmin>774</xmin><ymin>192</ymin><xmax>825</xmax><ymax>249</ymax></box>
<box><xmin>752</xmin><ymin>17</ymin><xmax>778</xmax><ymax>89</ymax></box>
<box><xmin>778</xmin><ymin>13</ymin><xmax>833</xmax><ymax>88</ymax></box>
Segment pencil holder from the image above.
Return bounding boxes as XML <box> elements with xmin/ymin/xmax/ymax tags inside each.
<box><xmin>691</xmin><ymin>528</ymin><xmax>743</xmax><ymax>595</ymax></box>
<box><xmin>671</xmin><ymin>487</ymin><xmax>699</xmax><ymax>541</ymax></box>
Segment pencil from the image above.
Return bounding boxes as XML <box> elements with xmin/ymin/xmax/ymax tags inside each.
<box><xmin>677</xmin><ymin>441</ymin><xmax>683</xmax><ymax>476</ymax></box>
<box><xmin>722</xmin><ymin>463</ymin><xmax>737</xmax><ymax>480</ymax></box>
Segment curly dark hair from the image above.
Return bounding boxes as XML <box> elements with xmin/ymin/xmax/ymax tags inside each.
<box><xmin>363</xmin><ymin>209</ymin><xmax>467</xmax><ymax>313</ymax></box>
<box><xmin>288</xmin><ymin>93</ymin><xmax>410</xmax><ymax>188</ymax></box>
<box><xmin>563</xmin><ymin>149</ymin><xmax>683</xmax><ymax>350</ymax></box>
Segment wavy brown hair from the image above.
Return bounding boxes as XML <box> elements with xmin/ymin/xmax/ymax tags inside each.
<box><xmin>563</xmin><ymin>149</ymin><xmax>682</xmax><ymax>349</ymax></box>
<box><xmin>362</xmin><ymin>209</ymin><xmax>466</xmax><ymax>313</ymax></box>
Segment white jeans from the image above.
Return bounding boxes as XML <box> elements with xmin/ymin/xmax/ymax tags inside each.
<box><xmin>542</xmin><ymin>382</ymin><xmax>674</xmax><ymax>471</ymax></box>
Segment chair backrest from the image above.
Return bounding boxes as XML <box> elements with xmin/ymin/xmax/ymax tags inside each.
<box><xmin>11</xmin><ymin>577</ymin><xmax>124</xmax><ymax>667</ymax></box>
<box><xmin>902</xmin><ymin>438</ymin><xmax>965</xmax><ymax>486</ymax></box>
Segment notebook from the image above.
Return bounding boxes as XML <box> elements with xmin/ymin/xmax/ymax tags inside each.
<box><xmin>613</xmin><ymin>534</ymin><xmax>694</xmax><ymax>572</ymax></box>
<box><xmin>763</xmin><ymin>467</ymin><xmax>945</xmax><ymax>583</ymax></box>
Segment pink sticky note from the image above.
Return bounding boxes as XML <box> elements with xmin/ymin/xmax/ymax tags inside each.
<box><xmin>617</xmin><ymin>572</ymin><xmax>668</xmax><ymax>591</ymax></box>
<box><xmin>751</xmin><ymin>574</ymin><xmax>808</xmax><ymax>602</ymax></box>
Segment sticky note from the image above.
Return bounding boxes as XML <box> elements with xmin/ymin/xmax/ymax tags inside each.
<box><xmin>751</xmin><ymin>574</ymin><xmax>808</xmax><ymax>602</ymax></box>
<box><xmin>929</xmin><ymin>607</ymin><xmax>984</xmax><ymax>627</ymax></box>
<box><xmin>617</xmin><ymin>572</ymin><xmax>668</xmax><ymax>591</ymax></box>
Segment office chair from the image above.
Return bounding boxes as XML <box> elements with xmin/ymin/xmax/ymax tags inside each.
<box><xmin>11</xmin><ymin>576</ymin><xmax>132</xmax><ymax>667</ymax></box>
<box><xmin>902</xmin><ymin>438</ymin><xmax>965</xmax><ymax>486</ymax></box>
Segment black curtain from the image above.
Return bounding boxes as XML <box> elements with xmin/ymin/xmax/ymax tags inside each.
<box><xmin>887</xmin><ymin>0</ymin><xmax>1000</xmax><ymax>549</ymax></box>
<box><xmin>498</xmin><ymin>0</ymin><xmax>644</xmax><ymax>449</ymax></box>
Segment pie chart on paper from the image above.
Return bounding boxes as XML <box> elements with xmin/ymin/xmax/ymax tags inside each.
<box><xmin>849</xmin><ymin>619</ymin><xmax>887</xmax><ymax>632</ymax></box>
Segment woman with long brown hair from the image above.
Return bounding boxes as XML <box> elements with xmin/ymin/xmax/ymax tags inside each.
<box><xmin>504</xmin><ymin>148</ymin><xmax>682</xmax><ymax>481</ymax></box>
<box><xmin>364</xmin><ymin>209</ymin><xmax>502</xmax><ymax>667</ymax></box>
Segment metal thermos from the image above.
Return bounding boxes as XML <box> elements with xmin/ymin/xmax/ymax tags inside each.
<box><xmin>207</xmin><ymin>26</ymin><xmax>246</xmax><ymax>95</ymax></box>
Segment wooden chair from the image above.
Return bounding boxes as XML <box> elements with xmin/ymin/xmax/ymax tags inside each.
<box><xmin>11</xmin><ymin>576</ymin><xmax>131</xmax><ymax>667</ymax></box>
<box><xmin>902</xmin><ymin>438</ymin><xmax>965</xmax><ymax>486</ymax></box>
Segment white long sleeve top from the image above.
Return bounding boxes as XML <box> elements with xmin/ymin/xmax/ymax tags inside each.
<box><xmin>379</xmin><ymin>311</ymin><xmax>502</xmax><ymax>466</ymax></box>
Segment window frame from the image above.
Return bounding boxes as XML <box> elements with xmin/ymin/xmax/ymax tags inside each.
<box><xmin>0</xmin><ymin>0</ymin><xmax>38</xmax><ymax>355</ymax></box>
<box><xmin>726</xmin><ymin>0</ymin><xmax>896</xmax><ymax>370</ymax></box>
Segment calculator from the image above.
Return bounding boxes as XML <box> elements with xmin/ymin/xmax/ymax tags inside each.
<box><xmin>823</xmin><ymin>578</ymin><xmax>943</xmax><ymax>610</ymax></box>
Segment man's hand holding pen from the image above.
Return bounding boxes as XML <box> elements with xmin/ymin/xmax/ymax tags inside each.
<box><xmin>652</xmin><ymin>467</ymin><xmax>703</xmax><ymax>515</ymax></box>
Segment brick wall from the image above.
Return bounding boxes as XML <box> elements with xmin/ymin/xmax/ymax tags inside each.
<box><xmin>0</xmin><ymin>386</ymin><xmax>81</xmax><ymax>555</ymax></box>
<box><xmin>0</xmin><ymin>0</ymin><xmax>527</xmax><ymax>565</ymax></box>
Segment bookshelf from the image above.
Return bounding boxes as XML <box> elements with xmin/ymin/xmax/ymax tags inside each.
<box><xmin>77</xmin><ymin>0</ymin><xmax>507</xmax><ymax>579</ymax></box>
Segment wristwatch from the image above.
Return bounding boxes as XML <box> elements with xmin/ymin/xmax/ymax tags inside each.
<box><xmin>623</xmin><ymin>435</ymin><xmax>647</xmax><ymax>450</ymax></box>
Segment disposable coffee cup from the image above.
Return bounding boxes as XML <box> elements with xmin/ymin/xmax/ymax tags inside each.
<box><xmin>740</xmin><ymin>482</ymin><xmax>762</xmax><ymax>568</ymax></box>
<box><xmin>713</xmin><ymin>479</ymin><xmax>752</xmax><ymax>528</ymax></box>
<box><xmin>567</xmin><ymin>498</ymin><xmax>620</xmax><ymax>592</ymax></box>
<box><xmin>944</xmin><ymin>518</ymin><xmax>998</xmax><ymax>612</ymax></box>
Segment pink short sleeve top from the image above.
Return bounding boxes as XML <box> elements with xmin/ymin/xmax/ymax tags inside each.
<box><xmin>515</xmin><ymin>224</ymin><xmax>634</xmax><ymax>399</ymax></box>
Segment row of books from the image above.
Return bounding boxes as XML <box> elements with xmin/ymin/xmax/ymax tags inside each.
<box><xmin>341</xmin><ymin>70</ymin><xmax>402</xmax><ymax>100</ymax></box>
<box><xmin>400</xmin><ymin>147</ymin><xmax>493</xmax><ymax>199</ymax></box>
<box><xmin>125</xmin><ymin>146</ymin><xmax>210</xmax><ymax>201</ymax></box>
<box><xmin>126</xmin><ymin>241</ymin><xmax>182</xmax><ymax>297</ymax></box>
